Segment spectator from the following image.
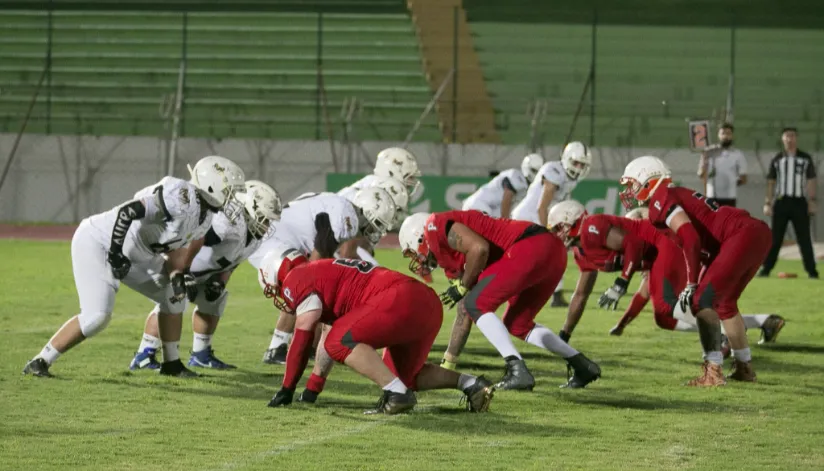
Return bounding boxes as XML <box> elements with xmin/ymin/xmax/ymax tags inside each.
<box><xmin>698</xmin><ymin>123</ymin><xmax>747</xmax><ymax>207</ymax></box>
<box><xmin>760</xmin><ymin>127</ymin><xmax>819</xmax><ymax>279</ymax></box>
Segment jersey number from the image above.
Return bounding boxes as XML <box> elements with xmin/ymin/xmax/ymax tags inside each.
<box><xmin>334</xmin><ymin>258</ymin><xmax>376</xmax><ymax>274</ymax></box>
<box><xmin>692</xmin><ymin>192</ymin><xmax>719</xmax><ymax>212</ymax></box>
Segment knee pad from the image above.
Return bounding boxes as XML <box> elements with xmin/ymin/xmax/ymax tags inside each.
<box><xmin>78</xmin><ymin>310</ymin><xmax>112</xmax><ymax>338</ymax></box>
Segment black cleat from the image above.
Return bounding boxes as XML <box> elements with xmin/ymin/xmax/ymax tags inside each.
<box><xmin>757</xmin><ymin>270</ymin><xmax>769</xmax><ymax>278</ymax></box>
<box><xmin>364</xmin><ymin>390</ymin><xmax>417</xmax><ymax>415</ymax></box>
<box><xmin>22</xmin><ymin>358</ymin><xmax>53</xmax><ymax>378</ymax></box>
<box><xmin>262</xmin><ymin>344</ymin><xmax>288</xmax><ymax>365</ymax></box>
<box><xmin>758</xmin><ymin>314</ymin><xmax>785</xmax><ymax>345</ymax></box>
<box><xmin>159</xmin><ymin>359</ymin><xmax>199</xmax><ymax>378</ymax></box>
<box><xmin>495</xmin><ymin>356</ymin><xmax>535</xmax><ymax>391</ymax></box>
<box><xmin>462</xmin><ymin>376</ymin><xmax>495</xmax><ymax>412</ymax></box>
<box><xmin>562</xmin><ymin>353</ymin><xmax>601</xmax><ymax>389</ymax></box>
<box><xmin>550</xmin><ymin>291</ymin><xmax>569</xmax><ymax>308</ymax></box>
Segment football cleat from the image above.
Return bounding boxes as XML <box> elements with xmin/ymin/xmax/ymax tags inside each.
<box><xmin>562</xmin><ymin>353</ymin><xmax>601</xmax><ymax>389</ymax></box>
<box><xmin>159</xmin><ymin>359</ymin><xmax>199</xmax><ymax>378</ymax></box>
<box><xmin>461</xmin><ymin>376</ymin><xmax>495</xmax><ymax>412</ymax></box>
<box><xmin>550</xmin><ymin>291</ymin><xmax>569</xmax><ymax>308</ymax></box>
<box><xmin>22</xmin><ymin>358</ymin><xmax>53</xmax><ymax>378</ymax></box>
<box><xmin>495</xmin><ymin>357</ymin><xmax>535</xmax><ymax>391</ymax></box>
<box><xmin>727</xmin><ymin>359</ymin><xmax>757</xmax><ymax>382</ymax></box>
<box><xmin>364</xmin><ymin>390</ymin><xmax>417</xmax><ymax>415</ymax></box>
<box><xmin>686</xmin><ymin>361</ymin><xmax>726</xmax><ymax>387</ymax></box>
<box><xmin>758</xmin><ymin>314</ymin><xmax>785</xmax><ymax>345</ymax></box>
<box><xmin>129</xmin><ymin>347</ymin><xmax>160</xmax><ymax>370</ymax></box>
<box><xmin>188</xmin><ymin>347</ymin><xmax>236</xmax><ymax>369</ymax></box>
<box><xmin>262</xmin><ymin>344</ymin><xmax>288</xmax><ymax>365</ymax></box>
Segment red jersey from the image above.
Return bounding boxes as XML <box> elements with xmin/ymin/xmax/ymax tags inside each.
<box><xmin>424</xmin><ymin>210</ymin><xmax>537</xmax><ymax>279</ymax></box>
<box><xmin>280</xmin><ymin>259</ymin><xmax>419</xmax><ymax>324</ymax></box>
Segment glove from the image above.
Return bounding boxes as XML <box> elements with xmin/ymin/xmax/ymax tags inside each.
<box><xmin>598</xmin><ymin>278</ymin><xmax>629</xmax><ymax>310</ymax></box>
<box><xmin>678</xmin><ymin>283</ymin><xmax>698</xmax><ymax>315</ymax></box>
<box><xmin>559</xmin><ymin>330</ymin><xmax>571</xmax><ymax>343</ymax></box>
<box><xmin>184</xmin><ymin>271</ymin><xmax>198</xmax><ymax>303</ymax></box>
<box><xmin>609</xmin><ymin>325</ymin><xmax>624</xmax><ymax>336</ymax></box>
<box><xmin>439</xmin><ymin>279</ymin><xmax>469</xmax><ymax>309</ymax></box>
<box><xmin>169</xmin><ymin>272</ymin><xmax>187</xmax><ymax>303</ymax></box>
<box><xmin>268</xmin><ymin>387</ymin><xmax>295</xmax><ymax>407</ymax></box>
<box><xmin>203</xmin><ymin>275</ymin><xmax>226</xmax><ymax>302</ymax></box>
<box><xmin>107</xmin><ymin>251</ymin><xmax>131</xmax><ymax>280</ymax></box>
<box><xmin>298</xmin><ymin>389</ymin><xmax>319</xmax><ymax>404</ymax></box>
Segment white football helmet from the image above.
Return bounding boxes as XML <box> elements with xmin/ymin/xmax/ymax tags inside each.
<box><xmin>625</xmin><ymin>207</ymin><xmax>649</xmax><ymax>220</ymax></box>
<box><xmin>257</xmin><ymin>244</ymin><xmax>308</xmax><ymax>312</ymax></box>
<box><xmin>240</xmin><ymin>180</ymin><xmax>282</xmax><ymax>238</ymax></box>
<box><xmin>521</xmin><ymin>153</ymin><xmax>544</xmax><ymax>183</ymax></box>
<box><xmin>367</xmin><ymin>175</ymin><xmax>409</xmax><ymax>229</ymax></box>
<box><xmin>374</xmin><ymin>147</ymin><xmax>422</xmax><ymax>195</ymax></box>
<box><xmin>352</xmin><ymin>187</ymin><xmax>396</xmax><ymax>245</ymax></box>
<box><xmin>398</xmin><ymin>212</ymin><xmax>437</xmax><ymax>276</ymax></box>
<box><xmin>547</xmin><ymin>200</ymin><xmax>587</xmax><ymax>246</ymax></box>
<box><xmin>561</xmin><ymin>142</ymin><xmax>592</xmax><ymax>180</ymax></box>
<box><xmin>619</xmin><ymin>156</ymin><xmax>672</xmax><ymax>209</ymax></box>
<box><xmin>188</xmin><ymin>155</ymin><xmax>246</xmax><ymax>220</ymax></box>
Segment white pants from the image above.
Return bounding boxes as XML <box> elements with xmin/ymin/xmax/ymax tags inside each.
<box><xmin>72</xmin><ymin>221</ymin><xmax>185</xmax><ymax>336</ymax></box>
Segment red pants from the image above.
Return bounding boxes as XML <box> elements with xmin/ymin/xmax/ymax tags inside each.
<box><xmin>648</xmin><ymin>242</ymin><xmax>687</xmax><ymax>330</ymax></box>
<box><xmin>464</xmin><ymin>232</ymin><xmax>567</xmax><ymax>339</ymax></box>
<box><xmin>693</xmin><ymin>221</ymin><xmax>772</xmax><ymax>320</ymax></box>
<box><xmin>324</xmin><ymin>280</ymin><xmax>443</xmax><ymax>390</ymax></box>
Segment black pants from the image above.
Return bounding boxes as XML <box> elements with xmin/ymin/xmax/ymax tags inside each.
<box><xmin>762</xmin><ymin>197</ymin><xmax>818</xmax><ymax>276</ymax></box>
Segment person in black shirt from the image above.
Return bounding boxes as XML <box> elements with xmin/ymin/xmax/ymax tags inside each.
<box><xmin>760</xmin><ymin>127</ymin><xmax>819</xmax><ymax>278</ymax></box>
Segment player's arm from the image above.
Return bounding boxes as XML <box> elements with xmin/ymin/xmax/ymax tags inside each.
<box><xmin>337</xmin><ymin>239</ymin><xmax>360</xmax><ymax>259</ymax></box>
<box><xmin>270</xmin><ymin>302</ymin><xmax>322</xmax><ymax>408</ymax></box>
<box><xmin>447</xmin><ymin>223</ymin><xmax>489</xmax><ymax>289</ymax></box>
<box><xmin>499</xmin><ymin>177</ymin><xmax>517</xmax><ymax>219</ymax></box>
<box><xmin>537</xmin><ymin>179</ymin><xmax>558</xmax><ymax>227</ymax></box>
<box><xmin>611</xmin><ymin>273</ymin><xmax>650</xmax><ymax>336</ymax></box>
<box><xmin>562</xmin><ymin>270</ymin><xmax>597</xmax><ymax>340</ymax></box>
<box><xmin>299</xmin><ymin>324</ymin><xmax>334</xmax><ymax>403</ymax></box>
<box><xmin>106</xmin><ymin>198</ymin><xmax>149</xmax><ymax>279</ymax></box>
<box><xmin>666</xmin><ymin>209</ymin><xmax>702</xmax><ymax>287</ymax></box>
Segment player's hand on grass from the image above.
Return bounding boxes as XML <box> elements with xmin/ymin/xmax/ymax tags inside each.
<box><xmin>609</xmin><ymin>324</ymin><xmax>624</xmax><ymax>336</ymax></box>
<box><xmin>440</xmin><ymin>279</ymin><xmax>468</xmax><ymax>309</ymax></box>
<box><xmin>598</xmin><ymin>278</ymin><xmax>628</xmax><ymax>310</ymax></box>
<box><xmin>678</xmin><ymin>284</ymin><xmax>698</xmax><ymax>314</ymax></box>
<box><xmin>268</xmin><ymin>387</ymin><xmax>295</xmax><ymax>407</ymax></box>
<box><xmin>298</xmin><ymin>388</ymin><xmax>319</xmax><ymax>404</ymax></box>
<box><xmin>107</xmin><ymin>251</ymin><xmax>131</xmax><ymax>280</ymax></box>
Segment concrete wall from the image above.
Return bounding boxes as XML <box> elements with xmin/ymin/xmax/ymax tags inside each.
<box><xmin>0</xmin><ymin>133</ymin><xmax>820</xmax><ymax>240</ymax></box>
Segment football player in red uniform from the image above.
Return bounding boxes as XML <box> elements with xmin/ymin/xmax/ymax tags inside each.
<box><xmin>620</xmin><ymin>156</ymin><xmax>771</xmax><ymax>385</ymax></box>
<box><xmin>399</xmin><ymin>210</ymin><xmax>601</xmax><ymax>390</ymax></box>
<box><xmin>257</xmin><ymin>245</ymin><xmax>495</xmax><ymax>414</ymax></box>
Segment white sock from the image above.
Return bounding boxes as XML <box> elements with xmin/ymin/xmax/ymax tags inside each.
<box><xmin>475</xmin><ymin>313</ymin><xmax>522</xmax><ymax>359</ymax></box>
<box><xmin>733</xmin><ymin>347</ymin><xmax>752</xmax><ymax>362</ymax></box>
<box><xmin>192</xmin><ymin>333</ymin><xmax>212</xmax><ymax>353</ymax></box>
<box><xmin>525</xmin><ymin>324</ymin><xmax>579</xmax><ymax>359</ymax></box>
<box><xmin>163</xmin><ymin>341</ymin><xmax>180</xmax><ymax>362</ymax></box>
<box><xmin>674</xmin><ymin>320</ymin><xmax>698</xmax><ymax>332</ymax></box>
<box><xmin>382</xmin><ymin>377</ymin><xmax>408</xmax><ymax>394</ymax></box>
<box><xmin>703</xmin><ymin>351</ymin><xmax>723</xmax><ymax>366</ymax></box>
<box><xmin>457</xmin><ymin>373</ymin><xmax>477</xmax><ymax>391</ymax></box>
<box><xmin>356</xmin><ymin>246</ymin><xmax>380</xmax><ymax>266</ymax></box>
<box><xmin>269</xmin><ymin>329</ymin><xmax>292</xmax><ymax>350</ymax></box>
<box><xmin>138</xmin><ymin>333</ymin><xmax>161</xmax><ymax>353</ymax></box>
<box><xmin>555</xmin><ymin>279</ymin><xmax>564</xmax><ymax>293</ymax></box>
<box><xmin>743</xmin><ymin>315</ymin><xmax>770</xmax><ymax>329</ymax></box>
<box><xmin>36</xmin><ymin>342</ymin><xmax>61</xmax><ymax>365</ymax></box>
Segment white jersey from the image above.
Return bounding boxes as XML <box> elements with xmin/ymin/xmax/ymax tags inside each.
<box><xmin>462</xmin><ymin>168</ymin><xmax>529</xmax><ymax>217</ymax></box>
<box><xmin>337</xmin><ymin>174</ymin><xmax>381</xmax><ymax>202</ymax></box>
<box><xmin>248</xmin><ymin>192</ymin><xmax>359</xmax><ymax>269</ymax></box>
<box><xmin>512</xmin><ymin>161</ymin><xmax>578</xmax><ymax>224</ymax></box>
<box><xmin>189</xmin><ymin>212</ymin><xmax>267</xmax><ymax>282</ymax></box>
<box><xmin>85</xmin><ymin>176</ymin><xmax>211</xmax><ymax>263</ymax></box>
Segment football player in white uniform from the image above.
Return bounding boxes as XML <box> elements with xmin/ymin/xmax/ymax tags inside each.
<box><xmin>23</xmin><ymin>156</ymin><xmax>246</xmax><ymax>378</ymax></box>
<box><xmin>338</xmin><ymin>147</ymin><xmax>422</xmax><ymax>203</ymax></box>
<box><xmin>512</xmin><ymin>142</ymin><xmax>592</xmax><ymax>307</ymax></box>
<box><xmin>250</xmin><ymin>188</ymin><xmax>397</xmax><ymax>365</ymax></box>
<box><xmin>462</xmin><ymin>154</ymin><xmax>543</xmax><ymax>218</ymax></box>
<box><xmin>129</xmin><ymin>180</ymin><xmax>282</xmax><ymax>370</ymax></box>
<box><xmin>339</xmin><ymin>175</ymin><xmax>408</xmax><ymax>265</ymax></box>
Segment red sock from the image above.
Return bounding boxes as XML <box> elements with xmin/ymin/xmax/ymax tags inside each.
<box><xmin>617</xmin><ymin>292</ymin><xmax>648</xmax><ymax>328</ymax></box>
<box><xmin>306</xmin><ymin>373</ymin><xmax>326</xmax><ymax>393</ymax></box>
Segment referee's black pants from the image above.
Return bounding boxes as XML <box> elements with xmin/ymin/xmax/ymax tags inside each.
<box><xmin>762</xmin><ymin>197</ymin><xmax>819</xmax><ymax>276</ymax></box>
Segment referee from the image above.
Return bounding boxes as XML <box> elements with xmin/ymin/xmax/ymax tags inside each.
<box><xmin>760</xmin><ymin>127</ymin><xmax>819</xmax><ymax>279</ymax></box>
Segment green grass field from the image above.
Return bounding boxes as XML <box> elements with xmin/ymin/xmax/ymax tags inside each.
<box><xmin>2</xmin><ymin>239</ymin><xmax>824</xmax><ymax>471</ymax></box>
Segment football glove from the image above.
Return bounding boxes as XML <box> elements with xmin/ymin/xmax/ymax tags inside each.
<box><xmin>678</xmin><ymin>283</ymin><xmax>698</xmax><ymax>315</ymax></box>
<box><xmin>183</xmin><ymin>271</ymin><xmax>198</xmax><ymax>303</ymax></box>
<box><xmin>268</xmin><ymin>387</ymin><xmax>295</xmax><ymax>407</ymax></box>
<box><xmin>169</xmin><ymin>272</ymin><xmax>187</xmax><ymax>303</ymax></box>
<box><xmin>203</xmin><ymin>275</ymin><xmax>225</xmax><ymax>302</ymax></box>
<box><xmin>298</xmin><ymin>388</ymin><xmax>319</xmax><ymax>404</ymax></box>
<box><xmin>439</xmin><ymin>279</ymin><xmax>468</xmax><ymax>309</ymax></box>
<box><xmin>598</xmin><ymin>277</ymin><xmax>629</xmax><ymax>310</ymax></box>
<box><xmin>107</xmin><ymin>251</ymin><xmax>131</xmax><ymax>280</ymax></box>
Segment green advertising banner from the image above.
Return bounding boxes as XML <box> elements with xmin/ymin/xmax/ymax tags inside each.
<box><xmin>326</xmin><ymin>173</ymin><xmax>627</xmax><ymax>215</ymax></box>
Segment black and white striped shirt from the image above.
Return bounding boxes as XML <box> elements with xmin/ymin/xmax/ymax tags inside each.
<box><xmin>768</xmin><ymin>150</ymin><xmax>816</xmax><ymax>199</ymax></box>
